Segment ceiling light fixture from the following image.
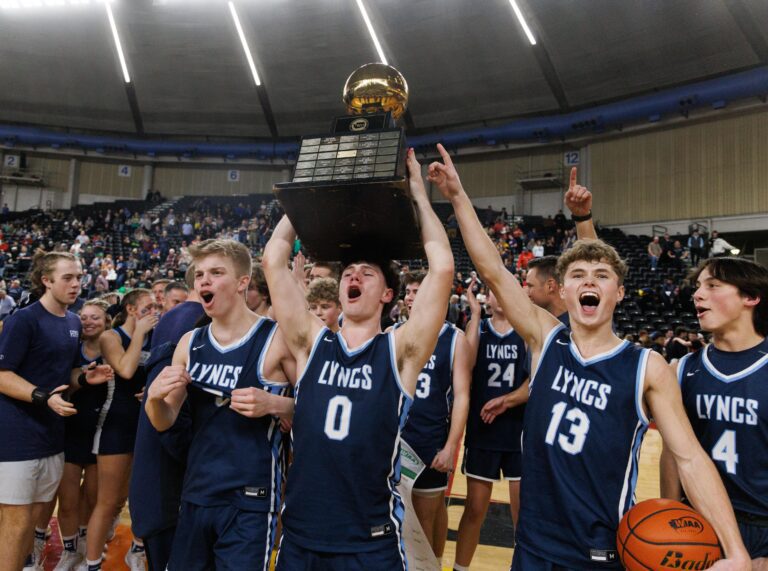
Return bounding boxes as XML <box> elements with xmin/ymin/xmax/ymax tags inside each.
<box><xmin>105</xmin><ymin>2</ymin><xmax>131</xmax><ymax>83</ymax></box>
<box><xmin>508</xmin><ymin>0</ymin><xmax>536</xmax><ymax>46</ymax></box>
<box><xmin>355</xmin><ymin>0</ymin><xmax>387</xmax><ymax>65</ymax></box>
<box><xmin>228</xmin><ymin>1</ymin><xmax>262</xmax><ymax>86</ymax></box>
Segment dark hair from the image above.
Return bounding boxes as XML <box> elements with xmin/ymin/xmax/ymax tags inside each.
<box><xmin>311</xmin><ymin>261</ymin><xmax>342</xmax><ymax>281</ymax></box>
<box><xmin>164</xmin><ymin>281</ymin><xmax>189</xmax><ymax>295</ymax></box>
<box><xmin>526</xmin><ymin>255</ymin><xmax>558</xmax><ymax>281</ymax></box>
<box><xmin>402</xmin><ymin>271</ymin><xmax>427</xmax><ymax>287</ymax></box>
<box><xmin>690</xmin><ymin>257</ymin><xmax>768</xmax><ymax>336</ymax></box>
<box><xmin>341</xmin><ymin>258</ymin><xmax>400</xmax><ymax>316</ymax></box>
<box><xmin>113</xmin><ymin>288</ymin><xmax>152</xmax><ymax>328</ymax></box>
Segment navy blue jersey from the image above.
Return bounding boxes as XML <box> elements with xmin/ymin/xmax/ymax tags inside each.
<box><xmin>400</xmin><ymin>322</ymin><xmax>458</xmax><ymax>459</ymax></box>
<box><xmin>113</xmin><ymin>326</ymin><xmax>151</xmax><ymax>398</ymax></box>
<box><xmin>68</xmin><ymin>344</ymin><xmax>107</xmax><ymax>436</ymax></box>
<box><xmin>465</xmin><ymin>318</ymin><xmax>528</xmax><ymax>452</ymax></box>
<box><xmin>281</xmin><ymin>328</ymin><xmax>412</xmax><ymax>554</ymax></box>
<box><xmin>679</xmin><ymin>340</ymin><xmax>768</xmax><ymax>517</ymax></box>
<box><xmin>517</xmin><ymin>324</ymin><xmax>650</xmax><ymax>569</ymax></box>
<box><xmin>0</xmin><ymin>302</ymin><xmax>81</xmax><ymax>461</ymax></box>
<box><xmin>183</xmin><ymin>318</ymin><xmax>289</xmax><ymax>513</ymax></box>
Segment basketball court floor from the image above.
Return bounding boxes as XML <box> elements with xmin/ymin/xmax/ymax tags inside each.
<box><xmin>34</xmin><ymin>429</ymin><xmax>663</xmax><ymax>570</ymax></box>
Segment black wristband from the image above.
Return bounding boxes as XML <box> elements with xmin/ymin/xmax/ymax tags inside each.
<box><xmin>78</xmin><ymin>372</ymin><xmax>90</xmax><ymax>387</ymax></box>
<box><xmin>571</xmin><ymin>211</ymin><xmax>592</xmax><ymax>222</ymax></box>
<box><xmin>31</xmin><ymin>388</ymin><xmax>51</xmax><ymax>407</ymax></box>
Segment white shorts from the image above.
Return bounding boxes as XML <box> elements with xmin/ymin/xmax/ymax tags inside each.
<box><xmin>0</xmin><ymin>453</ymin><xmax>64</xmax><ymax>505</ymax></box>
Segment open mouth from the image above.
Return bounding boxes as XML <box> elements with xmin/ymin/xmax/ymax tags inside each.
<box><xmin>579</xmin><ymin>292</ymin><xmax>600</xmax><ymax>315</ymax></box>
<box><xmin>348</xmin><ymin>286</ymin><xmax>361</xmax><ymax>300</ymax></box>
<box><xmin>201</xmin><ymin>292</ymin><xmax>214</xmax><ymax>304</ymax></box>
<box><xmin>695</xmin><ymin>305</ymin><xmax>709</xmax><ymax>318</ymax></box>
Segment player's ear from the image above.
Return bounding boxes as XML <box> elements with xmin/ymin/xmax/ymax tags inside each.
<box><xmin>547</xmin><ymin>277</ymin><xmax>558</xmax><ymax>295</ymax></box>
<box><xmin>238</xmin><ymin>275</ymin><xmax>250</xmax><ymax>294</ymax></box>
<box><xmin>616</xmin><ymin>284</ymin><xmax>625</xmax><ymax>303</ymax></box>
<box><xmin>381</xmin><ymin>287</ymin><xmax>394</xmax><ymax>304</ymax></box>
<box><xmin>742</xmin><ymin>294</ymin><xmax>760</xmax><ymax>308</ymax></box>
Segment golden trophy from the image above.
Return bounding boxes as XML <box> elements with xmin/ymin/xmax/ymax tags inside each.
<box><xmin>274</xmin><ymin>63</ymin><xmax>422</xmax><ymax>261</ymax></box>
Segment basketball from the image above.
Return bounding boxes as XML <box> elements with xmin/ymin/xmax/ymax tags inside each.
<box><xmin>617</xmin><ymin>499</ymin><xmax>723</xmax><ymax>571</ymax></box>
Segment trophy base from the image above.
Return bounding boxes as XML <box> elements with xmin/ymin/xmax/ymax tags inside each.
<box><xmin>273</xmin><ymin>178</ymin><xmax>423</xmax><ymax>262</ymax></box>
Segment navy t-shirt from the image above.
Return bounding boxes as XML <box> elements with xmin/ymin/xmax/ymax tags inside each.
<box><xmin>0</xmin><ymin>301</ymin><xmax>81</xmax><ymax>461</ymax></box>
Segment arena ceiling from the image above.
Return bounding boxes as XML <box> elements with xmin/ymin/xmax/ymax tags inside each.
<box><xmin>1</xmin><ymin>0</ymin><xmax>766</xmax><ymax>142</ymax></box>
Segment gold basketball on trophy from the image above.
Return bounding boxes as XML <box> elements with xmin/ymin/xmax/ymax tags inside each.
<box><xmin>342</xmin><ymin>63</ymin><xmax>409</xmax><ymax>120</ymax></box>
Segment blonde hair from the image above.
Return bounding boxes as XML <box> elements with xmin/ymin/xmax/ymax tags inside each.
<box><xmin>189</xmin><ymin>239</ymin><xmax>252</xmax><ymax>279</ymax></box>
<box><xmin>306</xmin><ymin>277</ymin><xmax>339</xmax><ymax>305</ymax></box>
<box><xmin>82</xmin><ymin>299</ymin><xmax>112</xmax><ymax>330</ymax></box>
<box><xmin>30</xmin><ymin>249</ymin><xmax>78</xmax><ymax>296</ymax></box>
<box><xmin>556</xmin><ymin>239</ymin><xmax>628</xmax><ymax>285</ymax></box>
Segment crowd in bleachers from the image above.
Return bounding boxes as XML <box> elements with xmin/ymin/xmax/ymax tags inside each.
<box><xmin>0</xmin><ymin>192</ymin><xmax>740</xmax><ymax>364</ymax></box>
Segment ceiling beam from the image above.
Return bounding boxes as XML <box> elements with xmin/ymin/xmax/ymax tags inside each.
<box><xmin>124</xmin><ymin>83</ymin><xmax>145</xmax><ymax>136</ymax></box>
<box><xmin>256</xmin><ymin>85</ymin><xmax>279</xmax><ymax>138</ymax></box>
<box><xmin>516</xmin><ymin>0</ymin><xmax>569</xmax><ymax>112</ymax></box>
<box><xmin>722</xmin><ymin>0</ymin><xmax>768</xmax><ymax>64</ymax></box>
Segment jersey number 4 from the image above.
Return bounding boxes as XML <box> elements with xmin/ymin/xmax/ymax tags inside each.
<box><xmin>711</xmin><ymin>429</ymin><xmax>738</xmax><ymax>475</ymax></box>
<box><xmin>545</xmin><ymin>401</ymin><xmax>590</xmax><ymax>455</ymax></box>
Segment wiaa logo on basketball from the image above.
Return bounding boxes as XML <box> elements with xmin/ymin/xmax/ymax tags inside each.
<box><xmin>659</xmin><ymin>549</ymin><xmax>720</xmax><ymax>569</ymax></box>
<box><xmin>667</xmin><ymin>516</ymin><xmax>704</xmax><ymax>535</ymax></box>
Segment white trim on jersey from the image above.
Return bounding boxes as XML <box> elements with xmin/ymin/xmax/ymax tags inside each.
<box><xmin>257</xmin><ymin>322</ymin><xmax>290</xmax><ymax>388</ymax></box>
<box><xmin>206</xmin><ymin>317</ymin><xmax>263</xmax><ymax>353</ymax></box>
<box><xmin>676</xmin><ymin>353</ymin><xmax>692</xmax><ymax>386</ymax></box>
<box><xmin>529</xmin><ymin>322</ymin><xmax>567</xmax><ymax>388</ymax></box>
<box><xmin>388</xmin><ymin>330</ymin><xmax>414</xmax><ymax>401</ymax></box>
<box><xmin>617</xmin><ymin>420</ymin><xmax>648</xmax><ymax>522</ymax></box>
<box><xmin>337</xmin><ymin>329</ymin><xmax>376</xmax><ymax>356</ymax></box>
<box><xmin>701</xmin><ymin>344</ymin><xmax>768</xmax><ymax>383</ymax></box>
<box><xmin>293</xmin><ymin>326</ymin><xmax>330</xmax><ymax>394</ymax></box>
<box><xmin>569</xmin><ymin>336</ymin><xmax>629</xmax><ymax>366</ymax></box>
<box><xmin>485</xmin><ymin>318</ymin><xmax>515</xmax><ymax>338</ymax></box>
<box><xmin>634</xmin><ymin>349</ymin><xmax>651</xmax><ymax>426</ymax></box>
<box><xmin>91</xmin><ymin>379</ymin><xmax>115</xmax><ymax>454</ymax></box>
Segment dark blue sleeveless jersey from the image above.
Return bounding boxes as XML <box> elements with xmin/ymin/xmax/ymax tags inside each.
<box><xmin>678</xmin><ymin>340</ymin><xmax>768</xmax><ymax>517</ymax></box>
<box><xmin>517</xmin><ymin>324</ymin><xmax>650</xmax><ymax>569</ymax></box>
<box><xmin>184</xmin><ymin>318</ymin><xmax>289</xmax><ymax>513</ymax></box>
<box><xmin>114</xmin><ymin>326</ymin><xmax>151</xmax><ymax>398</ymax></box>
<box><xmin>399</xmin><ymin>322</ymin><xmax>457</xmax><ymax>458</ymax></box>
<box><xmin>465</xmin><ymin>318</ymin><xmax>528</xmax><ymax>452</ymax></box>
<box><xmin>281</xmin><ymin>328</ymin><xmax>412</xmax><ymax>553</ymax></box>
<box><xmin>69</xmin><ymin>344</ymin><xmax>107</xmax><ymax>433</ymax></box>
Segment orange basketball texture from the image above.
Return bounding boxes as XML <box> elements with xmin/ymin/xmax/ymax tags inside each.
<box><xmin>617</xmin><ymin>499</ymin><xmax>723</xmax><ymax>570</ymax></box>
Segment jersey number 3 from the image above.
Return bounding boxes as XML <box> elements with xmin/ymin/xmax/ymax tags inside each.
<box><xmin>545</xmin><ymin>401</ymin><xmax>590</xmax><ymax>455</ymax></box>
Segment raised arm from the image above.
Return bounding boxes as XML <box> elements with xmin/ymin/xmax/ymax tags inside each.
<box><xmin>394</xmin><ymin>149</ymin><xmax>454</xmax><ymax>395</ymax></box>
<box><xmin>645</xmin><ymin>352</ymin><xmax>750</xmax><ymax>569</ymax></box>
<box><xmin>262</xmin><ymin>216</ymin><xmax>323</xmax><ymax>364</ymax></box>
<box><xmin>464</xmin><ymin>276</ymin><xmax>481</xmax><ymax>366</ymax></box>
<box><xmin>431</xmin><ymin>143</ymin><xmax>557</xmax><ymax>351</ymax></box>
<box><xmin>564</xmin><ymin>167</ymin><xmax>598</xmax><ymax>241</ymax></box>
<box><xmin>99</xmin><ymin>313</ymin><xmax>156</xmax><ymax>379</ymax></box>
<box><xmin>431</xmin><ymin>331</ymin><xmax>471</xmax><ymax>472</ymax></box>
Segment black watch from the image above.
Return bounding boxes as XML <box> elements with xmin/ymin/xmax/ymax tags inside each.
<box><xmin>571</xmin><ymin>211</ymin><xmax>592</xmax><ymax>222</ymax></box>
<box><xmin>31</xmin><ymin>388</ymin><xmax>52</xmax><ymax>407</ymax></box>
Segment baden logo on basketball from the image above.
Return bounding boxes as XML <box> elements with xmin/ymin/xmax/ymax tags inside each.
<box><xmin>350</xmin><ymin>118</ymin><xmax>369</xmax><ymax>132</ymax></box>
<box><xmin>668</xmin><ymin>516</ymin><xmax>704</xmax><ymax>535</ymax></box>
<box><xmin>659</xmin><ymin>549</ymin><xmax>718</xmax><ymax>569</ymax></box>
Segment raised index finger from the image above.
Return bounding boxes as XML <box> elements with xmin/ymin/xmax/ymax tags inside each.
<box><xmin>436</xmin><ymin>143</ymin><xmax>454</xmax><ymax>169</ymax></box>
<box><xmin>569</xmin><ymin>166</ymin><xmax>577</xmax><ymax>189</ymax></box>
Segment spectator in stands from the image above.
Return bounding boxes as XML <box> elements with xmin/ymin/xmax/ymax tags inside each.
<box><xmin>532</xmin><ymin>239</ymin><xmax>544</xmax><ymax>258</ymax></box>
<box><xmin>94</xmin><ymin>269</ymin><xmax>109</xmax><ymax>295</ymax></box>
<box><xmin>709</xmin><ymin>230</ymin><xmax>737</xmax><ymax>257</ymax></box>
<box><xmin>516</xmin><ymin>247</ymin><xmax>534</xmax><ymax>270</ymax></box>
<box><xmin>648</xmin><ymin>235</ymin><xmax>662</xmax><ymax>270</ymax></box>
<box><xmin>668</xmin><ymin>240</ymin><xmax>689</xmax><ymax>269</ymax></box>
<box><xmin>666</xmin><ymin>326</ymin><xmax>692</xmax><ymax>362</ymax></box>
<box><xmin>554</xmin><ymin>209</ymin><xmax>567</xmax><ymax>231</ymax></box>
<box><xmin>0</xmin><ymin>288</ymin><xmax>15</xmax><ymax>320</ymax></box>
<box><xmin>661</xmin><ymin>278</ymin><xmax>679</xmax><ymax>309</ymax></box>
<box><xmin>649</xmin><ymin>332</ymin><xmax>667</xmax><ymax>358</ymax></box>
<box><xmin>687</xmin><ymin>230</ymin><xmax>705</xmax><ymax>266</ymax></box>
